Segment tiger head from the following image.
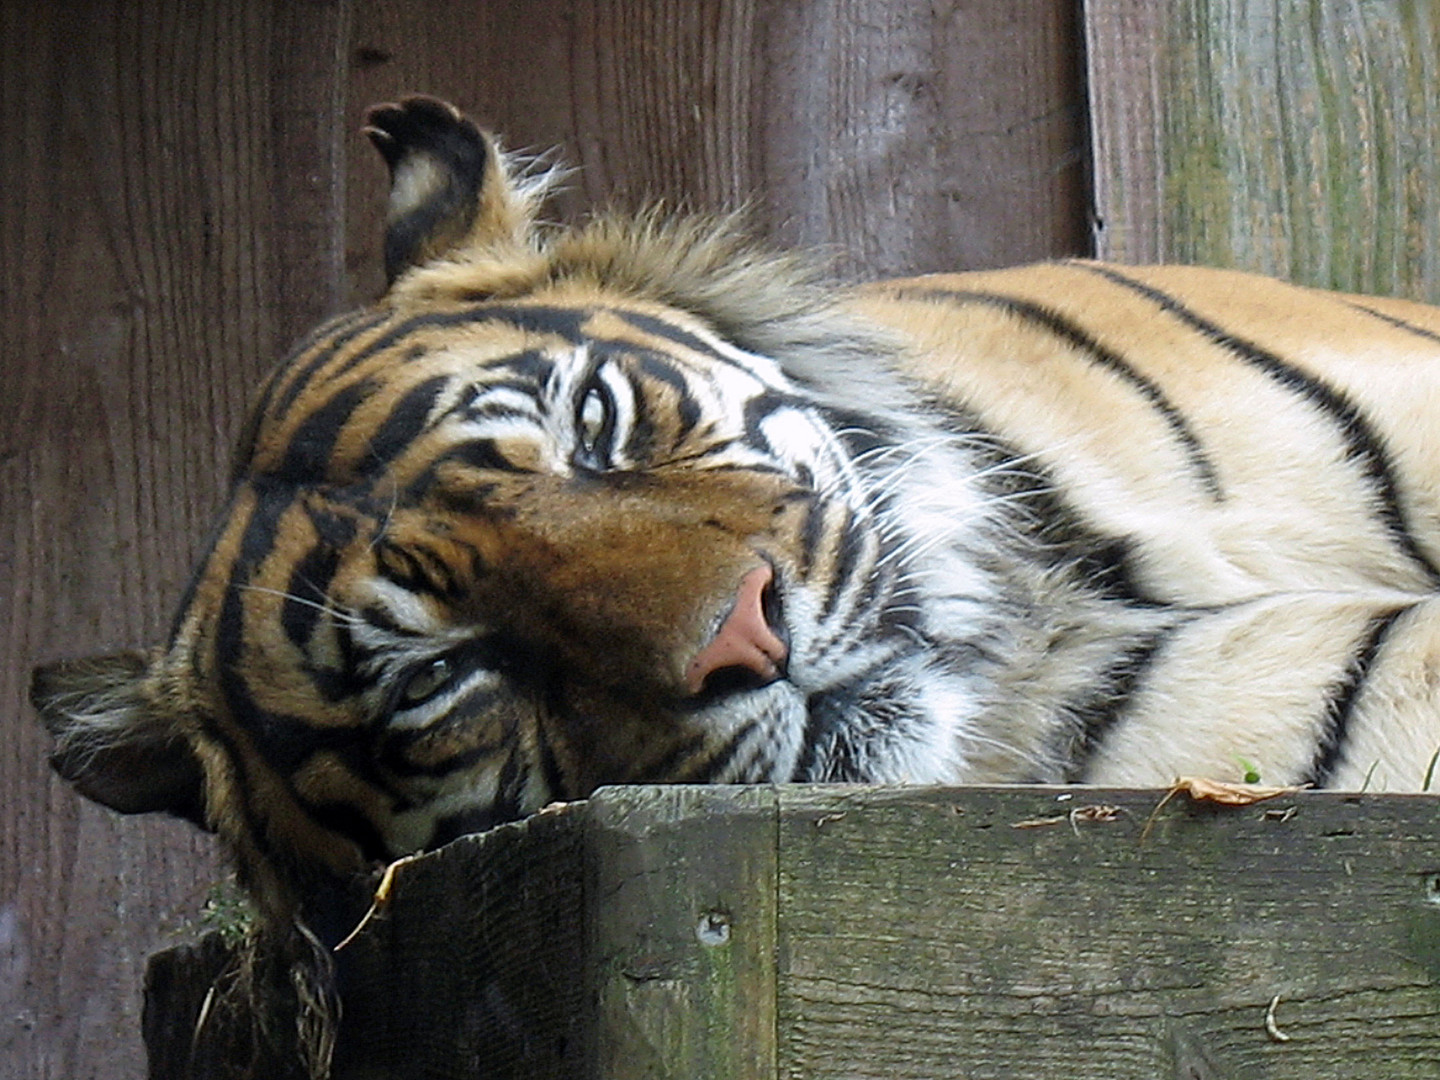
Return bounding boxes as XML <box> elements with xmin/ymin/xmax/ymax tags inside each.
<box><xmin>31</xmin><ymin>98</ymin><xmax>969</xmax><ymax>916</ymax></box>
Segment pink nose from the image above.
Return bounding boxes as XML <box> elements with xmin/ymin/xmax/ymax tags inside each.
<box><xmin>684</xmin><ymin>565</ymin><xmax>789</xmax><ymax>694</ymax></box>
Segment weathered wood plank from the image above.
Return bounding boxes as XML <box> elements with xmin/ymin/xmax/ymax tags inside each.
<box><xmin>1085</xmin><ymin>0</ymin><xmax>1440</xmax><ymax>300</ymax></box>
<box><xmin>777</xmin><ymin>786</ymin><xmax>1440</xmax><ymax>1079</ymax></box>
<box><xmin>586</xmin><ymin>785</ymin><xmax>778</xmax><ymax>1080</ymax></box>
<box><xmin>332</xmin><ymin>805</ymin><xmax>588</xmax><ymax>1079</ymax></box>
<box><xmin>754</xmin><ymin>0</ymin><xmax>1089</xmax><ymax>275</ymax></box>
<box><xmin>342</xmin><ymin>0</ymin><xmax>1087</xmax><ymax>302</ymax></box>
<box><xmin>153</xmin><ymin>786</ymin><xmax>1440</xmax><ymax>1078</ymax></box>
<box><xmin>1</xmin><ymin>3</ymin><xmax>350</xmax><ymax>1077</ymax></box>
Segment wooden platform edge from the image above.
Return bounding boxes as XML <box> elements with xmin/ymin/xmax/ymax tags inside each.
<box><xmin>144</xmin><ymin>785</ymin><xmax>1440</xmax><ymax>1079</ymax></box>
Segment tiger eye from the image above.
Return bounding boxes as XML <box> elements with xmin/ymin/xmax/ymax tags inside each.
<box><xmin>577</xmin><ymin>385</ymin><xmax>608</xmax><ymax>455</ymax></box>
<box><xmin>398</xmin><ymin>656</ymin><xmax>453</xmax><ymax>706</ymax></box>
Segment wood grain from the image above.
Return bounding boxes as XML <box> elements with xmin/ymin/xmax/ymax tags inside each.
<box><xmin>586</xmin><ymin>786</ymin><xmax>779</xmax><ymax>1080</ymax></box>
<box><xmin>331</xmin><ymin>809</ymin><xmax>589</xmax><ymax>1079</ymax></box>
<box><xmin>1</xmin><ymin>3</ymin><xmax>350</xmax><ymax>1077</ymax></box>
<box><xmin>1086</xmin><ymin>0</ymin><xmax>1440</xmax><ymax>300</ymax></box>
<box><xmin>777</xmin><ymin>787</ymin><xmax>1440</xmax><ymax>1079</ymax></box>
<box><xmin>341</xmin><ymin>0</ymin><xmax>1088</xmax><ymax>299</ymax></box>
<box><xmin>150</xmin><ymin>786</ymin><xmax>1440</xmax><ymax>1078</ymax></box>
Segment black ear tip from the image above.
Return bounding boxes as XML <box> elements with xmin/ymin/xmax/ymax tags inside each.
<box><xmin>29</xmin><ymin>662</ymin><xmax>57</xmax><ymax>709</ymax></box>
<box><xmin>395</xmin><ymin>94</ymin><xmax>464</xmax><ymax>121</ymax></box>
<box><xmin>362</xmin><ymin>96</ymin><xmax>486</xmax><ymax>171</ymax></box>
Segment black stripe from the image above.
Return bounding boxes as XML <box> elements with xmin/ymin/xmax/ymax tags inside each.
<box><xmin>1085</xmin><ymin>264</ymin><xmax>1440</xmax><ymax>587</ymax></box>
<box><xmin>280</xmin><ymin>542</ymin><xmax>342</xmax><ymax>648</ymax></box>
<box><xmin>466</xmin><ymin>304</ymin><xmax>592</xmax><ymax>342</ymax></box>
<box><xmin>1306</xmin><ymin>606</ymin><xmax>1410</xmax><ymax>787</ymax></box>
<box><xmin>379</xmin><ymin>719</ymin><xmax>508</xmax><ymax>778</ymax></box>
<box><xmin>470</xmin><ymin>378</ymin><xmax>544</xmax><ymax>402</ymax></box>
<box><xmin>622</xmin><ymin>397</ymin><xmax>656</xmax><ymax>463</ymax></box>
<box><xmin>535</xmin><ymin>717</ymin><xmax>569</xmax><ymax>800</ymax></box>
<box><xmin>820</xmin><ymin>505</ymin><xmax>864</xmax><ymax>621</ymax></box>
<box><xmin>307</xmin><ymin>803</ymin><xmax>389</xmax><ymax>864</ymax></box>
<box><xmin>374</xmin><ymin>537</ymin><xmax>459</xmax><ymax>599</ymax></box>
<box><xmin>438</xmin><ymin>437</ymin><xmax>527</xmax><ymax>473</ymax></box>
<box><xmin>741</xmin><ymin>391</ymin><xmax>807</xmax><ymax>454</ymax></box>
<box><xmin>167</xmin><ymin>494</ymin><xmax>251</xmax><ymax>647</ymax></box>
<box><xmin>216</xmin><ymin>488</ymin><xmax>338</xmax><ymax>785</ymax></box>
<box><xmin>726</xmin><ymin>721</ymin><xmax>787</xmax><ymax>783</ymax></box>
<box><xmin>821</xmin><ymin>405</ymin><xmax>899</xmax><ymax>464</ymax></box>
<box><xmin>683</xmin><ymin>720</ymin><xmax>761</xmax><ymax>783</ymax></box>
<box><xmin>315</xmin><ymin>304</ymin><xmax>589</xmax><ymax>396</ymax></box>
<box><xmin>363</xmin><ymin>375</ymin><xmax>450</xmax><ymax>470</ymax></box>
<box><xmin>635</xmin><ymin>353</ymin><xmax>703</xmax><ymax>446</ymax></box>
<box><xmin>791</xmin><ymin>685</ymin><xmax>887</xmax><ymax>783</ymax></box>
<box><xmin>272</xmin><ymin>379</ymin><xmax>376</xmax><ymax>482</ymax></box>
<box><xmin>501</xmin><ymin>348</ymin><xmax>557</xmax><ymax>384</ymax></box>
<box><xmin>630</xmin><ymin>729</ymin><xmax>710</xmax><ymax>783</ymax></box>
<box><xmin>795</xmin><ymin>495</ymin><xmax>825</xmax><ymax>577</ymax></box>
<box><xmin>494</xmin><ymin>750</ymin><xmax>528</xmax><ymax>822</ymax></box>
<box><xmin>1346</xmin><ymin>300</ymin><xmax>1440</xmax><ymax>347</ymax></box>
<box><xmin>200</xmin><ymin>492</ymin><xmax>296</xmax><ymax>873</ymax></box>
<box><xmin>271</xmin><ymin>309</ymin><xmax>391</xmax><ymax>422</ymax></box>
<box><xmin>1066</xmin><ymin>629</ymin><xmax>1175</xmax><ymax>782</ymax></box>
<box><xmin>929</xmin><ymin>404</ymin><xmax>1156</xmax><ymax>605</ymax></box>
<box><xmin>212</xmin><ymin>490</ymin><xmax>407</xmax><ymax>856</ymax></box>
<box><xmin>613</xmin><ymin>309</ymin><xmax>727</xmax><ymax>361</ymax></box>
<box><xmin>897</xmin><ymin>286</ymin><xmax>1225</xmax><ymax>500</ymax></box>
<box><xmin>358</xmin><ymin>603</ymin><xmax>425</xmax><ymax>638</ymax></box>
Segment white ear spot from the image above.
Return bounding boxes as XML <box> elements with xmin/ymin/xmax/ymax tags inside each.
<box><xmin>388</xmin><ymin>153</ymin><xmax>447</xmax><ymax>221</ymax></box>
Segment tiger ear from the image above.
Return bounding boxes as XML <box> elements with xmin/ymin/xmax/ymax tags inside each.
<box><xmin>30</xmin><ymin>652</ymin><xmax>209</xmax><ymax>829</ymax></box>
<box><xmin>364</xmin><ymin>95</ymin><xmax>539</xmax><ymax>284</ymax></box>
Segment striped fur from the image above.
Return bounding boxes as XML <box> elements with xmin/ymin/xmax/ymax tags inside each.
<box><xmin>32</xmin><ymin>97</ymin><xmax>1440</xmax><ymax>916</ymax></box>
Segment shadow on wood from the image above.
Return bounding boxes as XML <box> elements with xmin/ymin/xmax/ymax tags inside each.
<box><xmin>144</xmin><ymin>785</ymin><xmax>1440</xmax><ymax>1079</ymax></box>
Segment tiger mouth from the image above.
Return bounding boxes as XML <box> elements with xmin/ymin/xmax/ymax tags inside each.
<box><xmin>684</xmin><ymin>563</ymin><xmax>790</xmax><ymax>701</ymax></box>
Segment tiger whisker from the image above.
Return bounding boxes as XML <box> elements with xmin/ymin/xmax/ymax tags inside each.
<box><xmin>236</xmin><ymin>585</ymin><xmax>364</xmax><ymax>628</ymax></box>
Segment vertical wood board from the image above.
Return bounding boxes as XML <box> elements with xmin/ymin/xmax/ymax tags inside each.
<box><xmin>1086</xmin><ymin>0</ymin><xmax>1440</xmax><ymax>301</ymax></box>
<box><xmin>586</xmin><ymin>785</ymin><xmax>779</xmax><ymax>1080</ymax></box>
<box><xmin>2</xmin><ymin>3</ymin><xmax>352</xmax><ymax>1076</ymax></box>
<box><xmin>342</xmin><ymin>0</ymin><xmax>1088</xmax><ymax>298</ymax></box>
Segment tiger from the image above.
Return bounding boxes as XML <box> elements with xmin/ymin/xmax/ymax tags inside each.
<box><xmin>31</xmin><ymin>95</ymin><xmax>1440</xmax><ymax>920</ymax></box>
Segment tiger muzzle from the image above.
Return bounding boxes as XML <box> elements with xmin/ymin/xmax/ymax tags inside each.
<box><xmin>684</xmin><ymin>563</ymin><xmax>789</xmax><ymax>696</ymax></box>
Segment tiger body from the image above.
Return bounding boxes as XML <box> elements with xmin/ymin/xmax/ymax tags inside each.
<box><xmin>859</xmin><ymin>263</ymin><xmax>1440</xmax><ymax>791</ymax></box>
<box><xmin>32</xmin><ymin>97</ymin><xmax>1440</xmax><ymax>915</ymax></box>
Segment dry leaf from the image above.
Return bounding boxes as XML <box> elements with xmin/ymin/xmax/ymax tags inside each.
<box><xmin>334</xmin><ymin>852</ymin><xmax>422</xmax><ymax>952</ymax></box>
<box><xmin>1140</xmin><ymin>777</ymin><xmax>1307</xmax><ymax>843</ymax></box>
<box><xmin>1070</xmin><ymin>803</ymin><xmax>1124</xmax><ymax>823</ymax></box>
<box><xmin>1171</xmin><ymin>777</ymin><xmax>1304</xmax><ymax>805</ymax></box>
<box><xmin>1011</xmin><ymin>814</ymin><xmax>1069</xmax><ymax>830</ymax></box>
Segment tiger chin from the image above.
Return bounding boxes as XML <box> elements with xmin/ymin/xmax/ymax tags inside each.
<box><xmin>32</xmin><ymin>95</ymin><xmax>1440</xmax><ymax>919</ymax></box>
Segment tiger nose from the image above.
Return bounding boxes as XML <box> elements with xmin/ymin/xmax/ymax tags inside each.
<box><xmin>684</xmin><ymin>564</ymin><xmax>789</xmax><ymax>695</ymax></box>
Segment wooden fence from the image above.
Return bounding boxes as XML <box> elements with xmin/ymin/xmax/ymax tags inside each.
<box><xmin>6</xmin><ymin>2</ymin><xmax>1440</xmax><ymax>1078</ymax></box>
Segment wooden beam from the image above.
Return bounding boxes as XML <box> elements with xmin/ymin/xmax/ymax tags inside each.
<box><xmin>149</xmin><ymin>786</ymin><xmax>1440</xmax><ymax>1077</ymax></box>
